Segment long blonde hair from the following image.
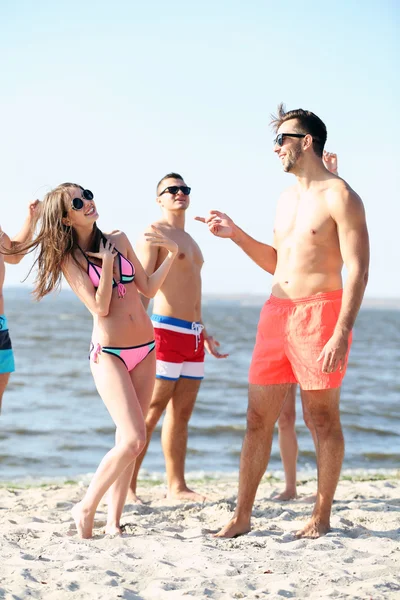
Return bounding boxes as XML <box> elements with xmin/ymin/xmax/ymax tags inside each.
<box><xmin>10</xmin><ymin>183</ymin><xmax>101</xmax><ymax>300</ymax></box>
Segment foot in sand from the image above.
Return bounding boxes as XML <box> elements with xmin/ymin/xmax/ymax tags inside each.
<box><xmin>271</xmin><ymin>489</ymin><xmax>298</xmax><ymax>501</ymax></box>
<box><xmin>125</xmin><ymin>490</ymin><xmax>145</xmax><ymax>505</ymax></box>
<box><xmin>167</xmin><ymin>487</ymin><xmax>206</xmax><ymax>502</ymax></box>
<box><xmin>298</xmin><ymin>493</ymin><xmax>317</xmax><ymax>504</ymax></box>
<box><xmin>214</xmin><ymin>517</ymin><xmax>251</xmax><ymax>539</ymax></box>
<box><xmin>104</xmin><ymin>522</ymin><xmax>125</xmax><ymax>536</ymax></box>
<box><xmin>295</xmin><ymin>517</ymin><xmax>330</xmax><ymax>539</ymax></box>
<box><xmin>71</xmin><ymin>502</ymin><xmax>95</xmax><ymax>539</ymax></box>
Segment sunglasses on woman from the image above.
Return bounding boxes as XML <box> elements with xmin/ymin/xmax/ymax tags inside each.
<box><xmin>71</xmin><ymin>189</ymin><xmax>94</xmax><ymax>210</ymax></box>
<box><xmin>159</xmin><ymin>185</ymin><xmax>191</xmax><ymax>196</ymax></box>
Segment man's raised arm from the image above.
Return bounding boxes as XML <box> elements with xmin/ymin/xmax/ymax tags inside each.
<box><xmin>135</xmin><ymin>226</ymin><xmax>160</xmax><ymax>310</ymax></box>
<box><xmin>0</xmin><ymin>200</ymin><xmax>41</xmax><ymax>264</ymax></box>
<box><xmin>195</xmin><ymin>211</ymin><xmax>277</xmax><ymax>275</ymax></box>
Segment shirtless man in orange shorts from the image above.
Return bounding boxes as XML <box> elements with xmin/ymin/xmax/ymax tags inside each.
<box><xmin>274</xmin><ymin>152</ymin><xmax>339</xmax><ymax>502</ymax></box>
<box><xmin>196</xmin><ymin>106</ymin><xmax>369</xmax><ymax>538</ymax></box>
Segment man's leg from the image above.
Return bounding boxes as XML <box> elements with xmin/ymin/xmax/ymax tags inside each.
<box><xmin>129</xmin><ymin>378</ymin><xmax>176</xmax><ymax>500</ymax></box>
<box><xmin>216</xmin><ymin>383</ymin><xmax>292</xmax><ymax>538</ymax></box>
<box><xmin>296</xmin><ymin>389</ymin><xmax>319</xmax><ymax>503</ymax></box>
<box><xmin>296</xmin><ymin>387</ymin><xmax>344</xmax><ymax>538</ymax></box>
<box><xmin>161</xmin><ymin>377</ymin><xmax>204</xmax><ymax>501</ymax></box>
<box><xmin>0</xmin><ymin>372</ymin><xmax>11</xmax><ymax>414</ymax></box>
<box><xmin>300</xmin><ymin>390</ymin><xmax>318</xmax><ymax>451</ymax></box>
<box><xmin>273</xmin><ymin>384</ymin><xmax>298</xmax><ymax>500</ymax></box>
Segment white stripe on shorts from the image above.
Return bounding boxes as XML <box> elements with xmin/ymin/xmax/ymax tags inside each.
<box><xmin>156</xmin><ymin>359</ymin><xmax>204</xmax><ymax>380</ymax></box>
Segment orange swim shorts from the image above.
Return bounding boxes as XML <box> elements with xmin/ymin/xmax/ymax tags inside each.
<box><xmin>248</xmin><ymin>289</ymin><xmax>352</xmax><ymax>390</ymax></box>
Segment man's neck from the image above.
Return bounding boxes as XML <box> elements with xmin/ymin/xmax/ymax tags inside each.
<box><xmin>294</xmin><ymin>158</ymin><xmax>327</xmax><ymax>191</ymax></box>
<box><xmin>162</xmin><ymin>210</ymin><xmax>186</xmax><ymax>230</ymax></box>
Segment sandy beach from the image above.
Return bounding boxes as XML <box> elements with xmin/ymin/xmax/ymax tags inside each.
<box><xmin>0</xmin><ymin>472</ymin><xmax>399</xmax><ymax>599</ymax></box>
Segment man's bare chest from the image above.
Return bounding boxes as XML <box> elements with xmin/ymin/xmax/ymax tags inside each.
<box><xmin>274</xmin><ymin>197</ymin><xmax>335</xmax><ymax>246</ymax></box>
<box><xmin>159</xmin><ymin>231</ymin><xmax>203</xmax><ymax>267</ymax></box>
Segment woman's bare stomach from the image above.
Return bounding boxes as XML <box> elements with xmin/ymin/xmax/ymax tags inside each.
<box><xmin>91</xmin><ymin>304</ymin><xmax>154</xmax><ymax>346</ymax></box>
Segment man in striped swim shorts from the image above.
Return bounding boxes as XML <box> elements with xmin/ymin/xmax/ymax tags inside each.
<box><xmin>0</xmin><ymin>200</ymin><xmax>41</xmax><ymax>413</ymax></box>
<box><xmin>129</xmin><ymin>173</ymin><xmax>228</xmax><ymax>502</ymax></box>
<box><xmin>197</xmin><ymin>105</ymin><xmax>369</xmax><ymax>538</ymax></box>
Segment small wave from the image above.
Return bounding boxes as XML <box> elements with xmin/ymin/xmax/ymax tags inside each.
<box><xmin>362</xmin><ymin>452</ymin><xmax>400</xmax><ymax>461</ymax></box>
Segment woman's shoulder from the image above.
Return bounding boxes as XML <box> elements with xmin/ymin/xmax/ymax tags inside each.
<box><xmin>103</xmin><ymin>229</ymin><xmax>126</xmax><ymax>240</ymax></box>
<box><xmin>103</xmin><ymin>230</ymin><xmax>131</xmax><ymax>253</ymax></box>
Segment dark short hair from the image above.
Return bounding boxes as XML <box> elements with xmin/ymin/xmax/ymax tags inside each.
<box><xmin>157</xmin><ymin>172</ymin><xmax>185</xmax><ymax>195</ymax></box>
<box><xmin>270</xmin><ymin>103</ymin><xmax>327</xmax><ymax>157</ymax></box>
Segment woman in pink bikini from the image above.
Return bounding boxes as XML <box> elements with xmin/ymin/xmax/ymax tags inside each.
<box><xmin>13</xmin><ymin>182</ymin><xmax>178</xmax><ymax>538</ymax></box>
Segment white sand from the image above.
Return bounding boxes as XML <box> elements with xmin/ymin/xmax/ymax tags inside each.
<box><xmin>0</xmin><ymin>474</ymin><xmax>399</xmax><ymax>599</ymax></box>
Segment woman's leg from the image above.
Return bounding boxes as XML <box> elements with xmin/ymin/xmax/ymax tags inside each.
<box><xmin>105</xmin><ymin>350</ymin><xmax>156</xmax><ymax>533</ymax></box>
<box><xmin>273</xmin><ymin>384</ymin><xmax>298</xmax><ymax>500</ymax></box>
<box><xmin>72</xmin><ymin>354</ymin><xmax>147</xmax><ymax>538</ymax></box>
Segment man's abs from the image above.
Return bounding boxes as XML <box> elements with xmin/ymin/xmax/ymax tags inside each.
<box><xmin>153</xmin><ymin>272</ymin><xmax>202</xmax><ymax>321</ymax></box>
<box><xmin>272</xmin><ymin>237</ymin><xmax>343</xmax><ymax>298</ymax></box>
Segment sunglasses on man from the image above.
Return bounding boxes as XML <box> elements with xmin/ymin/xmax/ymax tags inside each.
<box><xmin>159</xmin><ymin>185</ymin><xmax>191</xmax><ymax>196</ymax></box>
<box><xmin>273</xmin><ymin>133</ymin><xmax>306</xmax><ymax>147</ymax></box>
<box><xmin>71</xmin><ymin>189</ymin><xmax>94</xmax><ymax>211</ymax></box>
<box><xmin>273</xmin><ymin>133</ymin><xmax>320</xmax><ymax>147</ymax></box>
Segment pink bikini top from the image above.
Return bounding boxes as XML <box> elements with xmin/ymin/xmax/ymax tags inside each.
<box><xmin>79</xmin><ymin>243</ymin><xmax>135</xmax><ymax>299</ymax></box>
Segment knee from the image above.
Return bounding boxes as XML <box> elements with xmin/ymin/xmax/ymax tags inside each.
<box><xmin>146</xmin><ymin>402</ymin><xmax>165</xmax><ymax>428</ymax></box>
<box><xmin>278</xmin><ymin>410</ymin><xmax>296</xmax><ymax>431</ymax></box>
<box><xmin>246</xmin><ymin>406</ymin><xmax>268</xmax><ymax>431</ymax></box>
<box><xmin>169</xmin><ymin>404</ymin><xmax>193</xmax><ymax>424</ymax></box>
<box><xmin>302</xmin><ymin>411</ymin><xmax>314</xmax><ymax>432</ymax></box>
<box><xmin>122</xmin><ymin>434</ymin><xmax>147</xmax><ymax>459</ymax></box>
<box><xmin>312</xmin><ymin>411</ymin><xmax>341</xmax><ymax>438</ymax></box>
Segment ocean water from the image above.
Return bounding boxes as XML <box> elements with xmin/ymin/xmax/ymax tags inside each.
<box><xmin>1</xmin><ymin>288</ymin><xmax>399</xmax><ymax>481</ymax></box>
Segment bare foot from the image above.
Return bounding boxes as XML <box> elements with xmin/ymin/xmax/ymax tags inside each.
<box><xmin>167</xmin><ymin>488</ymin><xmax>206</xmax><ymax>502</ymax></box>
<box><xmin>298</xmin><ymin>493</ymin><xmax>317</xmax><ymax>504</ymax></box>
<box><xmin>104</xmin><ymin>523</ymin><xmax>125</xmax><ymax>536</ymax></box>
<box><xmin>214</xmin><ymin>517</ymin><xmax>251</xmax><ymax>539</ymax></box>
<box><xmin>125</xmin><ymin>490</ymin><xmax>145</xmax><ymax>505</ymax></box>
<box><xmin>271</xmin><ymin>489</ymin><xmax>298</xmax><ymax>501</ymax></box>
<box><xmin>71</xmin><ymin>502</ymin><xmax>94</xmax><ymax>539</ymax></box>
<box><xmin>295</xmin><ymin>517</ymin><xmax>330</xmax><ymax>539</ymax></box>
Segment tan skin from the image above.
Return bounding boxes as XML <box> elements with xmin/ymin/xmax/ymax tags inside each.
<box><xmin>197</xmin><ymin>122</ymin><xmax>369</xmax><ymax>538</ymax></box>
<box><xmin>129</xmin><ymin>177</ymin><xmax>228</xmax><ymax>503</ymax></box>
<box><xmin>274</xmin><ymin>152</ymin><xmax>338</xmax><ymax>503</ymax></box>
<box><xmin>61</xmin><ymin>186</ymin><xmax>178</xmax><ymax>538</ymax></box>
<box><xmin>0</xmin><ymin>201</ymin><xmax>41</xmax><ymax>413</ymax></box>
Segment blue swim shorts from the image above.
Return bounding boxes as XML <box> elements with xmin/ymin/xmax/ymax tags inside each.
<box><xmin>0</xmin><ymin>315</ymin><xmax>15</xmax><ymax>374</ymax></box>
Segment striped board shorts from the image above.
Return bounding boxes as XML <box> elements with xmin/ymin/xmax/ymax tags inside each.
<box><xmin>151</xmin><ymin>314</ymin><xmax>205</xmax><ymax>381</ymax></box>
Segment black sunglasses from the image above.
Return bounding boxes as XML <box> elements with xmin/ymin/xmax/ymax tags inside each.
<box><xmin>71</xmin><ymin>189</ymin><xmax>94</xmax><ymax>210</ymax></box>
<box><xmin>159</xmin><ymin>185</ymin><xmax>191</xmax><ymax>196</ymax></box>
<box><xmin>273</xmin><ymin>133</ymin><xmax>306</xmax><ymax>147</ymax></box>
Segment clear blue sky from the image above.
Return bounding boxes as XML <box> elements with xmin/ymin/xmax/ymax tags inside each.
<box><xmin>1</xmin><ymin>0</ymin><xmax>399</xmax><ymax>297</ymax></box>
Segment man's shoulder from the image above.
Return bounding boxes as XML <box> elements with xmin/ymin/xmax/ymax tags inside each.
<box><xmin>142</xmin><ymin>219</ymin><xmax>166</xmax><ymax>233</ymax></box>
<box><xmin>281</xmin><ymin>184</ymin><xmax>297</xmax><ymax>197</ymax></box>
<box><xmin>326</xmin><ymin>178</ymin><xmax>362</xmax><ymax>205</ymax></box>
<box><xmin>325</xmin><ymin>179</ymin><xmax>365</xmax><ymax>220</ymax></box>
